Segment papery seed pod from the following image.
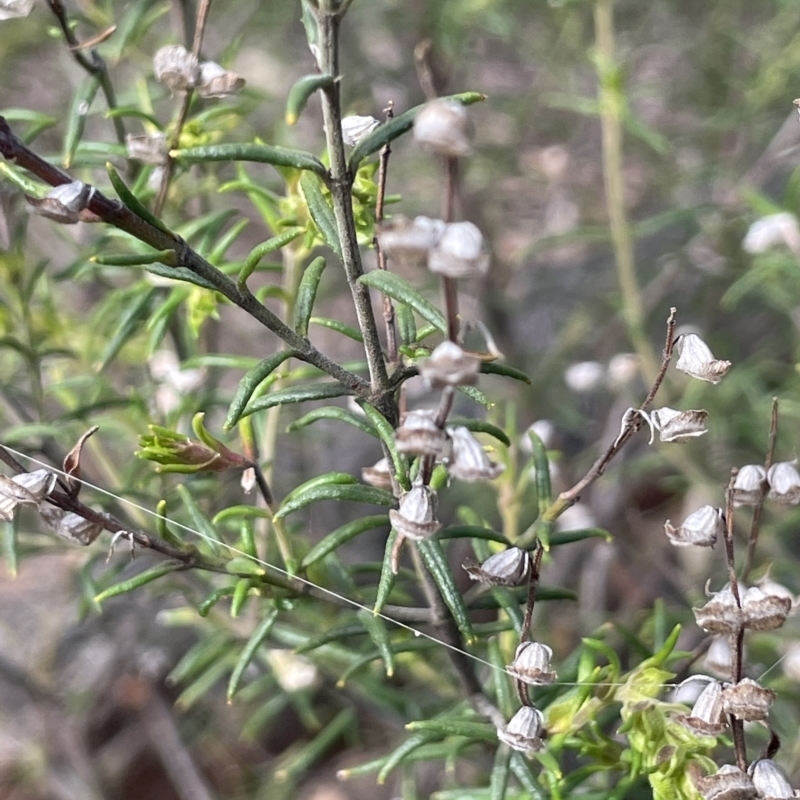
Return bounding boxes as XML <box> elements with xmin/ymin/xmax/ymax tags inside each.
<box><xmin>361</xmin><ymin>457</ymin><xmax>394</xmax><ymax>491</ymax></box>
<box><xmin>694</xmin><ymin>765</ymin><xmax>757</xmax><ymax>800</ymax></box>
<box><xmin>664</xmin><ymin>505</ymin><xmax>723</xmax><ymax>547</ymax></box>
<box><xmin>126</xmin><ymin>132</ymin><xmax>168</xmax><ymax>165</ymax></box>
<box><xmin>377</xmin><ymin>216</ymin><xmax>445</xmax><ymax>263</ymax></box>
<box><xmin>674</xmin><ymin>678</ymin><xmax>728</xmax><ymax>735</ymax></box>
<box><xmin>0</xmin><ymin>476</ymin><xmax>38</xmax><ymax>521</ymax></box>
<box><xmin>445</xmin><ymin>426</ymin><xmax>504</xmax><ymax>482</ymax></box>
<box><xmin>732</xmin><ymin>465</ymin><xmax>766</xmax><ymax>506</ymax></box>
<box><xmin>427</xmin><ymin>221</ymin><xmax>490</xmax><ymax>279</ymax></box>
<box><xmin>154</xmin><ymin>44</ymin><xmax>198</xmax><ymax>91</ymax></box>
<box><xmin>389</xmin><ymin>484</ymin><xmax>441</xmax><ymax>540</ymax></box>
<box><xmin>564</xmin><ymin>361</ymin><xmax>605</xmax><ymax>393</ymax></box>
<box><xmin>340</xmin><ymin>115</ymin><xmax>380</xmax><ymax>147</ymax></box>
<box><xmin>750</xmin><ymin>759</ymin><xmax>796</xmax><ymax>799</ymax></box>
<box><xmin>40</xmin><ymin>506</ymin><xmax>102</xmax><ymax>545</ymax></box>
<box><xmin>395</xmin><ymin>409</ymin><xmax>450</xmax><ymax>458</ymax></box>
<box><xmin>463</xmin><ymin>547</ymin><xmax>531</xmax><ymax>586</ymax></box>
<box><xmin>743</xmin><ymin>212</ymin><xmax>800</xmax><ymax>254</ymax></box>
<box><xmin>767</xmin><ymin>461</ymin><xmax>800</xmax><ymax>505</ymax></box>
<box><xmin>496</xmin><ymin>705</ymin><xmax>545</xmax><ymax>753</ymax></box>
<box><xmin>418</xmin><ymin>341</ymin><xmax>480</xmax><ymax>388</ymax></box>
<box><xmin>11</xmin><ymin>469</ymin><xmax>56</xmax><ymax>501</ymax></box>
<box><xmin>755</xmin><ymin>569</ymin><xmax>798</xmax><ymax>610</ymax></box>
<box><xmin>675</xmin><ymin>333</ymin><xmax>731</xmax><ymax>384</ymax></box>
<box><xmin>0</xmin><ymin>0</ymin><xmax>34</xmax><ymax>20</ymax></box>
<box><xmin>720</xmin><ymin>678</ymin><xmax>775</xmax><ymax>721</ymax></box>
<box><xmin>413</xmin><ymin>99</ymin><xmax>472</xmax><ymax>158</ymax></box>
<box><xmin>693</xmin><ymin>585</ymin><xmax>743</xmax><ymax>633</ymax></box>
<box><xmin>196</xmin><ymin>60</ymin><xmax>245</xmax><ymax>98</ymax></box>
<box><xmin>651</xmin><ymin>407</ymin><xmax>708</xmax><ymax>442</ymax></box>
<box><xmin>507</xmin><ymin>642</ymin><xmax>557</xmax><ymax>686</ymax></box>
<box><xmin>26</xmin><ymin>181</ymin><xmax>92</xmax><ymax>224</ymax></box>
<box><xmin>704</xmin><ymin>636</ymin><xmax>735</xmax><ymax>679</ymax></box>
<box><xmin>741</xmin><ymin>586</ymin><xmax>791</xmax><ymax>631</ymax></box>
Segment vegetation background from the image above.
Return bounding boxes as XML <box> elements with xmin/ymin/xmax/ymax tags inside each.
<box><xmin>2</xmin><ymin>0</ymin><xmax>800</xmax><ymax>798</ymax></box>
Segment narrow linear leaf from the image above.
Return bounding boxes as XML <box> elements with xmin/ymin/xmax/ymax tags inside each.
<box><xmin>241</xmin><ymin>382</ymin><xmax>354</xmax><ymax>419</ymax></box>
<box><xmin>479</xmin><ymin>361</ymin><xmax>532</xmax><ymax>384</ymax></box>
<box><xmin>490</xmin><ymin>744</ymin><xmax>512</xmax><ymax>800</ymax></box>
<box><xmin>417</xmin><ymin>539</ymin><xmax>475</xmax><ymax>645</ymax></box>
<box><xmin>167</xmin><ymin>632</ymin><xmax>231</xmax><ymax>687</ymax></box>
<box><xmin>230</xmin><ymin>578</ymin><xmax>251</xmax><ymax>618</ymax></box>
<box><xmin>294</xmin><ymin>624</ymin><xmax>365</xmax><ymax>655</ymax></box>
<box><xmin>548</xmin><ymin>528</ymin><xmax>612</xmax><ymax>546</ymax></box>
<box><xmin>95</xmin><ymin>287</ymin><xmax>159</xmax><ymax>371</ymax></box>
<box><xmin>359</xmin><ymin>402</ymin><xmax>409</xmax><ymax>490</ymax></box>
<box><xmin>224</xmin><ymin>350</ymin><xmax>298</xmax><ymax>430</ymax></box>
<box><xmin>172</xmin><ymin>143</ymin><xmax>329</xmax><ymax>180</ymax></box>
<box><xmin>94</xmin><ymin>560</ymin><xmax>183</xmax><ymax>603</ymax></box>
<box><xmin>349</xmin><ymin>91</ymin><xmax>487</xmax><ymax>170</ymax></box>
<box><xmin>63</xmin><ymin>75</ymin><xmax>101</xmax><ymax>168</ymax></box>
<box><xmin>145</xmin><ymin>263</ymin><xmax>218</xmax><ymax>291</ymax></box>
<box><xmin>225</xmin><ymin>556</ymin><xmax>265</xmax><ymax>576</ymax></box>
<box><xmin>449</xmin><ymin>418</ymin><xmax>511</xmax><ymax>447</ymax></box>
<box><xmin>301</xmin><ymin>515</ymin><xmax>389</xmax><ymax>568</ymax></box>
<box><xmin>358</xmin><ymin>270</ymin><xmax>446</xmax><ymax>333</ymax></box>
<box><xmin>469</xmin><ymin>585</ymin><xmax>577</xmax><ymax>608</ymax></box>
<box><xmin>277</xmin><ymin>709</ymin><xmax>355</xmax><ymax>783</ymax></box>
<box><xmin>510</xmin><ymin>753</ymin><xmax>548</xmax><ymax>800</ymax></box>
<box><xmin>457</xmin><ymin>384</ymin><xmax>491</xmax><ymax>408</ymax></box>
<box><xmin>406</xmin><ymin>718</ymin><xmax>497</xmax><ymax>740</ymax></box>
<box><xmin>377</xmin><ymin>732</ymin><xmax>440</xmax><ymax>785</ymax></box>
<box><xmin>293</xmin><ymin>256</ymin><xmax>327</xmax><ymax>337</ymax></box>
<box><xmin>436</xmin><ymin>525</ymin><xmax>509</xmax><ymax>545</ymax></box>
<box><xmin>227</xmin><ymin>608</ymin><xmax>279</xmax><ymax>701</ymax></box>
<box><xmin>175</xmin><ymin>656</ymin><xmax>232</xmax><ymax>711</ymax></box>
<box><xmin>276</xmin><ymin>483</ymin><xmax>396</xmax><ymax>520</ymax></box>
<box><xmin>238</xmin><ymin>227</ymin><xmax>304</xmax><ymax>287</ymax></box>
<box><xmin>212</xmin><ymin>506</ymin><xmax>273</xmax><ymax>525</ymax></box>
<box><xmin>358</xmin><ymin>609</ymin><xmax>395</xmax><ymax>677</ymax></box>
<box><xmin>288</xmin><ymin>406</ymin><xmax>378</xmax><ymax>439</ymax></box>
<box><xmin>309</xmin><ymin>316</ymin><xmax>364</xmax><ymax>342</ymax></box>
<box><xmin>528</xmin><ymin>430</ymin><xmax>552</xmax><ymax>515</ymax></box>
<box><xmin>197</xmin><ymin>586</ymin><xmax>235</xmax><ymax>617</ymax></box>
<box><xmin>106</xmin><ymin>162</ymin><xmax>172</xmax><ymax>234</ymax></box>
<box><xmin>106</xmin><ymin>106</ymin><xmax>162</xmax><ymax>127</ymax></box>
<box><xmin>91</xmin><ymin>249</ymin><xmax>177</xmax><ymax>267</ymax></box>
<box><xmin>176</xmin><ymin>483</ymin><xmax>224</xmax><ymax>551</ymax></box>
<box><xmin>282</xmin><ymin>472</ymin><xmax>359</xmax><ymax>506</ymax></box>
<box><xmin>300</xmin><ymin>172</ymin><xmax>342</xmax><ymax>257</ymax></box>
<box><xmin>396</xmin><ymin>301</ymin><xmax>417</xmax><ymax>346</ymax></box>
<box><xmin>373</xmin><ymin>529</ymin><xmax>399</xmax><ymax>615</ymax></box>
<box><xmin>285</xmin><ymin>73</ymin><xmax>334</xmax><ymax>125</ymax></box>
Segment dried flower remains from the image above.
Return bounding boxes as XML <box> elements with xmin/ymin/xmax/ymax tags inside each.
<box><xmin>413</xmin><ymin>99</ymin><xmax>473</xmax><ymax>158</ymax></box>
<box><xmin>389</xmin><ymin>484</ymin><xmax>441</xmax><ymax>540</ymax></box>
<box><xmin>674</xmin><ymin>333</ymin><xmax>731</xmax><ymax>384</ymax></box>
<box><xmin>418</xmin><ymin>341</ymin><xmax>480</xmax><ymax>388</ymax></box>
<box><xmin>507</xmin><ymin>642</ymin><xmax>557</xmax><ymax>686</ymax></box>
<box><xmin>496</xmin><ymin>706</ymin><xmax>546</xmax><ymax>753</ymax></box>
<box><xmin>664</xmin><ymin>505</ymin><xmax>723</xmax><ymax>547</ymax></box>
<box><xmin>463</xmin><ymin>547</ymin><xmax>531</xmax><ymax>586</ymax></box>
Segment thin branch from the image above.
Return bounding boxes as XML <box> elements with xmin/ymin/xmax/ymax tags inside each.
<box><xmin>46</xmin><ymin>0</ymin><xmax>126</xmax><ymax>148</ymax></box>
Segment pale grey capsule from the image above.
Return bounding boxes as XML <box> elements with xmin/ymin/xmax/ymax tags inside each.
<box><xmin>675</xmin><ymin>333</ymin><xmax>731</xmax><ymax>384</ymax></box>
<box><xmin>664</xmin><ymin>505</ymin><xmax>723</xmax><ymax>547</ymax></box>
<box><xmin>10</xmin><ymin>469</ymin><xmax>56</xmax><ymax>502</ymax></box>
<box><xmin>196</xmin><ymin>60</ymin><xmax>245</xmax><ymax>98</ymax></box>
<box><xmin>418</xmin><ymin>341</ymin><xmax>480</xmax><ymax>389</ymax></box>
<box><xmin>732</xmin><ymin>465</ymin><xmax>766</xmax><ymax>506</ymax></box>
<box><xmin>340</xmin><ymin>115</ymin><xmax>380</xmax><ymax>147</ymax></box>
<box><xmin>428</xmin><ymin>221</ymin><xmax>490</xmax><ymax>279</ymax></box>
<box><xmin>0</xmin><ymin>474</ymin><xmax>39</xmax><ymax>521</ymax></box>
<box><xmin>651</xmin><ymin>407</ymin><xmax>708</xmax><ymax>442</ymax></box>
<box><xmin>154</xmin><ymin>45</ymin><xmax>198</xmax><ymax>91</ymax></box>
<box><xmin>741</xmin><ymin>586</ymin><xmax>791</xmax><ymax>631</ymax></box>
<box><xmin>445</xmin><ymin>426</ymin><xmax>504</xmax><ymax>482</ymax></box>
<box><xmin>40</xmin><ymin>506</ymin><xmax>102</xmax><ymax>545</ymax></box>
<box><xmin>389</xmin><ymin>484</ymin><xmax>441</xmax><ymax>540</ymax></box>
<box><xmin>743</xmin><ymin>212</ymin><xmax>800</xmax><ymax>254</ymax></box>
<box><xmin>361</xmin><ymin>458</ymin><xmax>393</xmax><ymax>491</ymax></box>
<box><xmin>694</xmin><ymin>765</ymin><xmax>757</xmax><ymax>800</ymax></box>
<box><xmin>507</xmin><ymin>642</ymin><xmax>557</xmax><ymax>686</ymax></box>
<box><xmin>693</xmin><ymin>585</ymin><xmax>743</xmax><ymax>634</ymax></box>
<box><xmin>496</xmin><ymin>705</ymin><xmax>545</xmax><ymax>753</ymax></box>
<box><xmin>463</xmin><ymin>547</ymin><xmax>531</xmax><ymax>586</ymax></box>
<box><xmin>674</xmin><ymin>679</ymin><xmax>727</xmax><ymax>735</ymax></box>
<box><xmin>377</xmin><ymin>216</ymin><xmax>445</xmax><ymax>263</ymax></box>
<box><xmin>126</xmin><ymin>132</ymin><xmax>168</xmax><ymax>165</ymax></box>
<box><xmin>720</xmin><ymin>678</ymin><xmax>775</xmax><ymax>721</ymax></box>
<box><xmin>395</xmin><ymin>409</ymin><xmax>449</xmax><ymax>458</ymax></box>
<box><xmin>413</xmin><ymin>99</ymin><xmax>472</xmax><ymax>158</ymax></box>
<box><xmin>767</xmin><ymin>462</ymin><xmax>800</xmax><ymax>505</ymax></box>
<box><xmin>750</xmin><ymin>759</ymin><xmax>795</xmax><ymax>799</ymax></box>
<box><xmin>0</xmin><ymin>0</ymin><xmax>34</xmax><ymax>20</ymax></box>
<box><xmin>26</xmin><ymin>181</ymin><xmax>92</xmax><ymax>224</ymax></box>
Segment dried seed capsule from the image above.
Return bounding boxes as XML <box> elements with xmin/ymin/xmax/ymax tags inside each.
<box><xmin>427</xmin><ymin>221</ymin><xmax>490</xmax><ymax>279</ymax></box>
<box><xmin>463</xmin><ymin>547</ymin><xmax>531</xmax><ymax>586</ymax></box>
<box><xmin>496</xmin><ymin>705</ymin><xmax>545</xmax><ymax>753</ymax></box>
<box><xmin>741</xmin><ymin>586</ymin><xmax>791</xmax><ymax>631</ymax></box>
<box><xmin>126</xmin><ymin>132</ymin><xmax>168</xmax><ymax>165</ymax></box>
<box><xmin>26</xmin><ymin>181</ymin><xmax>93</xmax><ymax>224</ymax></box>
<box><xmin>732</xmin><ymin>465</ymin><xmax>766</xmax><ymax>506</ymax></box>
<box><xmin>361</xmin><ymin>457</ymin><xmax>394</xmax><ymax>491</ymax></box>
<box><xmin>395</xmin><ymin>409</ymin><xmax>450</xmax><ymax>458</ymax></box>
<box><xmin>674</xmin><ymin>678</ymin><xmax>728</xmax><ymax>735</ymax></box>
<box><xmin>0</xmin><ymin>0</ymin><xmax>34</xmax><ymax>20</ymax></box>
<box><xmin>674</xmin><ymin>333</ymin><xmax>731</xmax><ymax>384</ymax></box>
<box><xmin>719</xmin><ymin>678</ymin><xmax>775</xmax><ymax>721</ymax></box>
<box><xmin>196</xmin><ymin>60</ymin><xmax>245</xmax><ymax>98</ymax></box>
<box><xmin>693</xmin><ymin>585</ymin><xmax>743</xmax><ymax>634</ymax></box>
<box><xmin>413</xmin><ymin>99</ymin><xmax>472</xmax><ymax>158</ymax></box>
<box><xmin>389</xmin><ymin>484</ymin><xmax>441</xmax><ymax>540</ymax></box>
<box><xmin>767</xmin><ymin>461</ymin><xmax>800</xmax><ymax>505</ymax></box>
<box><xmin>377</xmin><ymin>216</ymin><xmax>445</xmax><ymax>263</ymax></box>
<box><xmin>340</xmin><ymin>115</ymin><xmax>380</xmax><ymax>147</ymax></box>
<box><xmin>154</xmin><ymin>44</ymin><xmax>198</xmax><ymax>91</ymax></box>
<box><xmin>650</xmin><ymin>407</ymin><xmax>708</xmax><ymax>442</ymax></box>
<box><xmin>750</xmin><ymin>759</ymin><xmax>795</xmax><ymax>799</ymax></box>
<box><xmin>40</xmin><ymin>506</ymin><xmax>103</xmax><ymax>545</ymax></box>
<box><xmin>664</xmin><ymin>505</ymin><xmax>723</xmax><ymax>547</ymax></box>
<box><xmin>694</xmin><ymin>765</ymin><xmax>757</xmax><ymax>800</ymax></box>
<box><xmin>418</xmin><ymin>341</ymin><xmax>480</xmax><ymax>389</ymax></box>
<box><xmin>742</xmin><ymin>212</ymin><xmax>800</xmax><ymax>254</ymax></box>
<box><xmin>506</xmin><ymin>642</ymin><xmax>557</xmax><ymax>686</ymax></box>
<box><xmin>10</xmin><ymin>469</ymin><xmax>57</xmax><ymax>501</ymax></box>
<box><xmin>445</xmin><ymin>426</ymin><xmax>504</xmax><ymax>482</ymax></box>
<box><xmin>703</xmin><ymin>635</ymin><xmax>734</xmax><ymax>679</ymax></box>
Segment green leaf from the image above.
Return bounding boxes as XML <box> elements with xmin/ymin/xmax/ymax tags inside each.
<box><xmin>450</xmin><ymin>418</ymin><xmax>511</xmax><ymax>447</ymax></box>
<box><xmin>172</xmin><ymin>142</ymin><xmax>329</xmax><ymax>181</ymax></box>
<box><xmin>301</xmin><ymin>515</ymin><xmax>389</xmax><ymax>568</ymax></box>
<box><xmin>91</xmin><ymin>249</ymin><xmax>177</xmax><ymax>267</ymax></box>
<box><xmin>227</xmin><ymin>609</ymin><xmax>279</xmax><ymax>702</ymax></box>
<box><xmin>237</xmin><ymin>227</ymin><xmax>304</xmax><ymax>288</ymax></box>
<box><xmin>293</xmin><ymin>256</ymin><xmax>327</xmax><ymax>337</ymax></box>
<box><xmin>224</xmin><ymin>350</ymin><xmax>298</xmax><ymax>430</ymax></box>
<box><xmin>287</xmin><ymin>406</ymin><xmax>378</xmax><ymax>438</ymax></box>
<box><xmin>405</xmin><ymin>718</ymin><xmax>497</xmax><ymax>740</ymax></box>
<box><xmin>241</xmin><ymin>382</ymin><xmax>355</xmax><ymax>419</ymax></box>
<box><xmin>548</xmin><ymin>528</ymin><xmax>612</xmax><ymax>546</ymax></box>
<box><xmin>490</xmin><ymin>741</ymin><xmax>512</xmax><ymax>800</ymax></box>
<box><xmin>528</xmin><ymin>429</ymin><xmax>552</xmax><ymax>516</ymax></box>
<box><xmin>285</xmin><ymin>73</ymin><xmax>334</xmax><ymax>125</ymax></box>
<box><xmin>106</xmin><ymin>162</ymin><xmax>173</xmax><ymax>235</ymax></box>
<box><xmin>349</xmin><ymin>91</ymin><xmax>487</xmax><ymax>170</ymax></box>
<box><xmin>377</xmin><ymin>732</ymin><xmax>440</xmax><ymax>785</ymax></box>
<box><xmin>176</xmin><ymin>484</ymin><xmax>224</xmax><ymax>552</ymax></box>
<box><xmin>479</xmin><ymin>361</ymin><xmax>532</xmax><ymax>384</ymax></box>
<box><xmin>359</xmin><ymin>402</ymin><xmax>409</xmax><ymax>490</ymax></box>
<box><xmin>358</xmin><ymin>608</ymin><xmax>395</xmax><ymax>677</ymax></box>
<box><xmin>145</xmin><ymin>263</ymin><xmax>218</xmax><ymax>291</ymax></box>
<box><xmin>95</xmin><ymin>287</ymin><xmax>159</xmax><ymax>371</ymax></box>
<box><xmin>225</xmin><ymin>556</ymin><xmax>266</xmax><ymax>576</ymax></box>
<box><xmin>63</xmin><ymin>75</ymin><xmax>101</xmax><ymax>168</ymax></box>
<box><xmin>457</xmin><ymin>384</ymin><xmax>491</xmax><ymax>408</ymax></box>
<box><xmin>282</xmin><ymin>472</ymin><xmax>359</xmax><ymax>506</ymax></box>
<box><xmin>276</xmin><ymin>483</ymin><xmax>396</xmax><ymax>519</ymax></box>
<box><xmin>396</xmin><ymin>301</ymin><xmax>417</xmax><ymax>345</ymax></box>
<box><xmin>358</xmin><ymin>270</ymin><xmax>446</xmax><ymax>333</ymax></box>
<box><xmin>94</xmin><ymin>560</ymin><xmax>183</xmax><ymax>603</ymax></box>
<box><xmin>373</xmin><ymin>529</ymin><xmax>400</xmax><ymax>615</ymax></box>
<box><xmin>309</xmin><ymin>316</ymin><xmax>364</xmax><ymax>342</ymax></box>
<box><xmin>417</xmin><ymin>539</ymin><xmax>475</xmax><ymax>645</ymax></box>
<box><xmin>436</xmin><ymin>525</ymin><xmax>509</xmax><ymax>545</ymax></box>
<box><xmin>294</xmin><ymin>624</ymin><xmax>365</xmax><ymax>654</ymax></box>
<box><xmin>300</xmin><ymin>172</ymin><xmax>342</xmax><ymax>257</ymax></box>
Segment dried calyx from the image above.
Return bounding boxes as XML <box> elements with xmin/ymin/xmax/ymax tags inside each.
<box><xmin>673</xmin><ymin>678</ymin><xmax>727</xmax><ymax>735</ymax></box>
<box><xmin>26</xmin><ymin>181</ymin><xmax>95</xmax><ymax>224</ymax></box>
<box><xmin>0</xmin><ymin>469</ymin><xmax>57</xmax><ymax>521</ymax></box>
<box><xmin>394</xmin><ymin>409</ymin><xmax>449</xmax><ymax>458</ymax></box>
<box><xmin>650</xmin><ymin>407</ymin><xmax>708</xmax><ymax>443</ymax></box>
<box><xmin>463</xmin><ymin>547</ymin><xmax>531</xmax><ymax>586</ymax></box>
<box><xmin>418</xmin><ymin>341</ymin><xmax>480</xmax><ymax>388</ymax></box>
<box><xmin>445</xmin><ymin>426</ymin><xmax>504</xmax><ymax>482</ymax></box>
<box><xmin>413</xmin><ymin>99</ymin><xmax>473</xmax><ymax>157</ymax></box>
<box><xmin>389</xmin><ymin>483</ymin><xmax>441</xmax><ymax>540</ymax></box>
<box><xmin>664</xmin><ymin>505</ymin><xmax>723</xmax><ymax>547</ymax></box>
<box><xmin>506</xmin><ymin>641</ymin><xmax>557</xmax><ymax>686</ymax></box>
<box><xmin>674</xmin><ymin>333</ymin><xmax>731</xmax><ymax>384</ymax></box>
<box><xmin>496</xmin><ymin>705</ymin><xmax>546</xmax><ymax>753</ymax></box>
<box><xmin>693</xmin><ymin>583</ymin><xmax>791</xmax><ymax>633</ymax></box>
<box><xmin>694</xmin><ymin>764</ymin><xmax>756</xmax><ymax>800</ymax></box>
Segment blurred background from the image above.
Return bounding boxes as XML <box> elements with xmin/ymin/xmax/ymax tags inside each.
<box><xmin>3</xmin><ymin>0</ymin><xmax>800</xmax><ymax>797</ymax></box>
